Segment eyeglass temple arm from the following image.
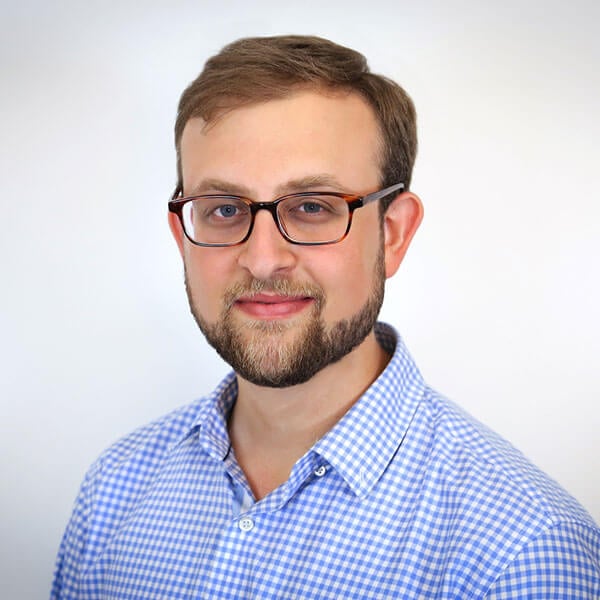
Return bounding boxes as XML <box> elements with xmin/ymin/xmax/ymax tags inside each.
<box><xmin>361</xmin><ymin>182</ymin><xmax>405</xmax><ymax>207</ymax></box>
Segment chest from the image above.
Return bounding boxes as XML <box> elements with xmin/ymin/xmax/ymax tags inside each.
<box><xmin>76</xmin><ymin>452</ymin><xmax>504</xmax><ymax>599</ymax></box>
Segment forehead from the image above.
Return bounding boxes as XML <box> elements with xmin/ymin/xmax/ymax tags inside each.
<box><xmin>179</xmin><ymin>90</ymin><xmax>383</xmax><ymax>196</ymax></box>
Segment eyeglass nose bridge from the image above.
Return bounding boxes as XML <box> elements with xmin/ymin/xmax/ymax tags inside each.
<box><xmin>245</xmin><ymin>199</ymin><xmax>294</xmax><ymax>243</ymax></box>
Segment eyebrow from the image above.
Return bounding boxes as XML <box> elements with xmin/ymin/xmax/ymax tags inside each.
<box><xmin>187</xmin><ymin>178</ymin><xmax>252</xmax><ymax>197</ymax></box>
<box><xmin>186</xmin><ymin>174</ymin><xmax>348</xmax><ymax>200</ymax></box>
<box><xmin>275</xmin><ymin>174</ymin><xmax>346</xmax><ymax>196</ymax></box>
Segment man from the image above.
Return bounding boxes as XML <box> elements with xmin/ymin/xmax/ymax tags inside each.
<box><xmin>52</xmin><ymin>35</ymin><xmax>599</xmax><ymax>598</ymax></box>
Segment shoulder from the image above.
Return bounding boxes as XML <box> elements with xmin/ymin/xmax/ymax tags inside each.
<box><xmin>413</xmin><ymin>388</ymin><xmax>600</xmax><ymax>595</ymax></box>
<box><xmin>88</xmin><ymin>371</ymin><xmax>236</xmax><ymax>479</ymax></box>
<box><xmin>92</xmin><ymin>397</ymin><xmax>208</xmax><ymax>474</ymax></box>
<box><xmin>421</xmin><ymin>388</ymin><xmax>594</xmax><ymax>525</ymax></box>
<box><xmin>485</xmin><ymin>519</ymin><xmax>600</xmax><ymax>597</ymax></box>
<box><xmin>51</xmin><ymin>381</ymin><xmax>233</xmax><ymax>597</ymax></box>
<box><xmin>70</xmin><ymin>395</ymin><xmax>214</xmax><ymax>526</ymax></box>
<box><xmin>51</xmin><ymin>396</ymin><xmax>208</xmax><ymax>596</ymax></box>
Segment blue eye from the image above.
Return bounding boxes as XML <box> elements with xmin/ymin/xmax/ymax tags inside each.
<box><xmin>299</xmin><ymin>202</ymin><xmax>323</xmax><ymax>214</ymax></box>
<box><xmin>216</xmin><ymin>204</ymin><xmax>239</xmax><ymax>218</ymax></box>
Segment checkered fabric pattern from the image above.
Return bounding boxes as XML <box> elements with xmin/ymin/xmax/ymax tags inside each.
<box><xmin>51</xmin><ymin>323</ymin><xmax>600</xmax><ymax>598</ymax></box>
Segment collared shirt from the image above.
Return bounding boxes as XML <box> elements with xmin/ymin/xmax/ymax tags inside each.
<box><xmin>51</xmin><ymin>323</ymin><xmax>600</xmax><ymax>599</ymax></box>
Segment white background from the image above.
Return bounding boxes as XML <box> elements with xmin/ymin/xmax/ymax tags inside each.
<box><xmin>1</xmin><ymin>1</ymin><xmax>598</xmax><ymax>597</ymax></box>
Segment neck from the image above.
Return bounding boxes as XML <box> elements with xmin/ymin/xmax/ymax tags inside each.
<box><xmin>228</xmin><ymin>330</ymin><xmax>390</xmax><ymax>499</ymax></box>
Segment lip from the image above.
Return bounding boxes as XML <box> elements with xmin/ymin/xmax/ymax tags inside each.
<box><xmin>234</xmin><ymin>294</ymin><xmax>314</xmax><ymax>319</ymax></box>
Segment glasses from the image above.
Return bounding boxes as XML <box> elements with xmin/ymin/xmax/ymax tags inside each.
<box><xmin>168</xmin><ymin>182</ymin><xmax>404</xmax><ymax>247</ymax></box>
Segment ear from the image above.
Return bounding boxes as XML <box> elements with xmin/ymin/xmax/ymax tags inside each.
<box><xmin>382</xmin><ymin>192</ymin><xmax>423</xmax><ymax>278</ymax></box>
<box><xmin>168</xmin><ymin>211</ymin><xmax>186</xmax><ymax>258</ymax></box>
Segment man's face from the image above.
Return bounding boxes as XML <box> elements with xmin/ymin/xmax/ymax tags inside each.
<box><xmin>173</xmin><ymin>90</ymin><xmax>390</xmax><ymax>387</ymax></box>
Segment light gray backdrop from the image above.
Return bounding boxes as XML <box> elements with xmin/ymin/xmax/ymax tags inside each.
<box><xmin>1</xmin><ymin>1</ymin><xmax>598</xmax><ymax>598</ymax></box>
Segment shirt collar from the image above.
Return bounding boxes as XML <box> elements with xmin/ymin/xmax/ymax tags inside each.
<box><xmin>186</xmin><ymin>322</ymin><xmax>425</xmax><ymax>497</ymax></box>
<box><xmin>312</xmin><ymin>322</ymin><xmax>426</xmax><ymax>497</ymax></box>
<box><xmin>181</xmin><ymin>372</ymin><xmax>237</xmax><ymax>460</ymax></box>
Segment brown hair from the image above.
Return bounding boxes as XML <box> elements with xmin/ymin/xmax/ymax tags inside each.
<box><xmin>174</xmin><ymin>35</ymin><xmax>417</xmax><ymax>212</ymax></box>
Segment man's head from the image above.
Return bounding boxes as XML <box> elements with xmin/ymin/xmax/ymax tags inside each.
<box><xmin>174</xmin><ymin>35</ymin><xmax>418</xmax><ymax>211</ymax></box>
<box><xmin>169</xmin><ymin>36</ymin><xmax>423</xmax><ymax>388</ymax></box>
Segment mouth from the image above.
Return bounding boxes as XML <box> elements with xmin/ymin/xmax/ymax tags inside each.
<box><xmin>234</xmin><ymin>293</ymin><xmax>314</xmax><ymax>319</ymax></box>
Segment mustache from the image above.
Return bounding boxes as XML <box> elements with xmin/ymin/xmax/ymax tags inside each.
<box><xmin>223</xmin><ymin>278</ymin><xmax>325</xmax><ymax>311</ymax></box>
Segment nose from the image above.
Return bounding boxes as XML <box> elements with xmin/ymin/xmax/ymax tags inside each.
<box><xmin>237</xmin><ymin>209</ymin><xmax>297</xmax><ymax>279</ymax></box>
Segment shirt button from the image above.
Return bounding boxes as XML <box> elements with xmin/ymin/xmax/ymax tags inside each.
<box><xmin>238</xmin><ymin>517</ymin><xmax>254</xmax><ymax>532</ymax></box>
<box><xmin>314</xmin><ymin>465</ymin><xmax>327</xmax><ymax>477</ymax></box>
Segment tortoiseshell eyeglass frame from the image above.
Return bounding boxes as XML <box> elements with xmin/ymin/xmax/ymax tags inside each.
<box><xmin>168</xmin><ymin>182</ymin><xmax>405</xmax><ymax>247</ymax></box>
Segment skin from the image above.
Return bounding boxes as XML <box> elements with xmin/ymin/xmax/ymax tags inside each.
<box><xmin>169</xmin><ymin>89</ymin><xmax>423</xmax><ymax>499</ymax></box>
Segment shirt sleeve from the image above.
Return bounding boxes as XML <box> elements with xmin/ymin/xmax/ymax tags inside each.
<box><xmin>485</xmin><ymin>520</ymin><xmax>600</xmax><ymax>599</ymax></box>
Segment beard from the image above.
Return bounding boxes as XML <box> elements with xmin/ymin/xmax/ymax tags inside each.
<box><xmin>185</xmin><ymin>249</ymin><xmax>385</xmax><ymax>388</ymax></box>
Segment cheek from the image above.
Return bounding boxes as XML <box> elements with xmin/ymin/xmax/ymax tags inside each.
<box><xmin>316</xmin><ymin>242</ymin><xmax>381</xmax><ymax>318</ymax></box>
<box><xmin>183</xmin><ymin>249</ymin><xmax>230</xmax><ymax>314</ymax></box>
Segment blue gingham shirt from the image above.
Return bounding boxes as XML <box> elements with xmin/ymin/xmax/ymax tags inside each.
<box><xmin>52</xmin><ymin>323</ymin><xmax>600</xmax><ymax>598</ymax></box>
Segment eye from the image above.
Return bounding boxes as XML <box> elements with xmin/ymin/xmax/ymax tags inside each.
<box><xmin>282</xmin><ymin>194</ymin><xmax>346</xmax><ymax>222</ymax></box>
<box><xmin>213</xmin><ymin>203</ymin><xmax>240</xmax><ymax>218</ymax></box>
<box><xmin>298</xmin><ymin>201</ymin><xmax>325</xmax><ymax>214</ymax></box>
<box><xmin>189</xmin><ymin>197</ymin><xmax>249</xmax><ymax>228</ymax></box>
<box><xmin>285</xmin><ymin>196</ymin><xmax>337</xmax><ymax>216</ymax></box>
<box><xmin>199</xmin><ymin>198</ymin><xmax>249</xmax><ymax>221</ymax></box>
